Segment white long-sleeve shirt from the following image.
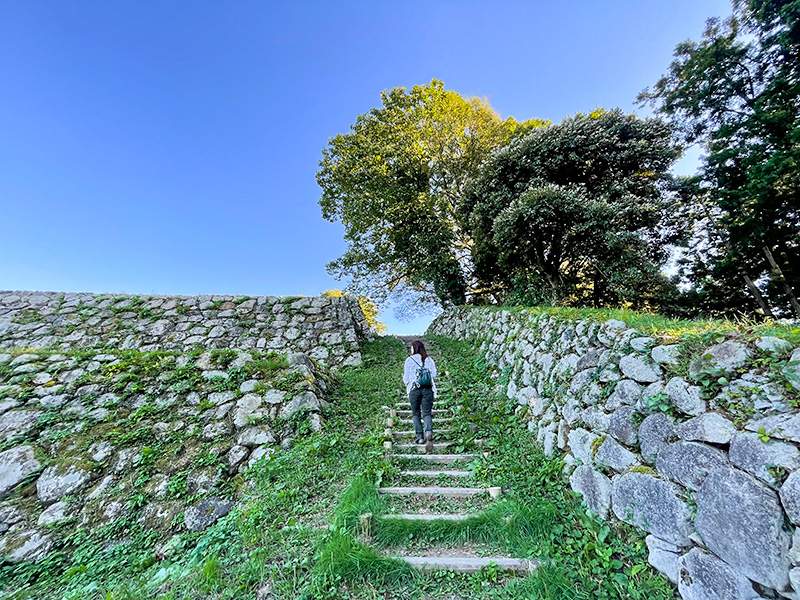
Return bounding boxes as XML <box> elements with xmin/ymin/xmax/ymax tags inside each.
<box><xmin>403</xmin><ymin>354</ymin><xmax>438</xmax><ymax>397</ymax></box>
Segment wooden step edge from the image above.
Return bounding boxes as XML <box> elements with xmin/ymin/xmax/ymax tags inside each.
<box><xmin>399</xmin><ymin>556</ymin><xmax>538</xmax><ymax>574</ymax></box>
<box><xmin>393</xmin><ymin>442</ymin><xmax>451</xmax><ymax>452</ymax></box>
<box><xmin>378</xmin><ymin>486</ymin><xmax>486</xmax><ymax>497</ymax></box>
<box><xmin>378</xmin><ymin>513</ymin><xmax>470</xmax><ymax>521</ymax></box>
<box><xmin>392</xmin><ymin>429</ymin><xmax>452</xmax><ymax>437</ymax></box>
<box><xmin>390</xmin><ymin>439</ymin><xmax>486</xmax><ymax>449</ymax></box>
<box><xmin>393</xmin><ymin>453</ymin><xmax>477</xmax><ymax>462</ymax></box>
<box><xmin>392</xmin><ymin>410</ymin><xmax>451</xmax><ymax>416</ymax></box>
<box><xmin>398</xmin><ymin>418</ymin><xmax>455</xmax><ymax>424</ymax></box>
<box><xmin>398</xmin><ymin>470</ymin><xmax>472</xmax><ymax>477</ymax></box>
<box><xmin>391</xmin><ymin>402</ymin><xmax>453</xmax><ymax>408</ymax></box>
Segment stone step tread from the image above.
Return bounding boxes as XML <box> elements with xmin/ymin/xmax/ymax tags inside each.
<box><xmin>398</xmin><ymin>470</ymin><xmax>472</xmax><ymax>477</ymax></box>
<box><xmin>393</xmin><ymin>442</ymin><xmax>452</xmax><ymax>451</ymax></box>
<box><xmin>392</xmin><ymin>409</ymin><xmax>451</xmax><ymax>416</ymax></box>
<box><xmin>379</xmin><ymin>513</ymin><xmax>470</xmax><ymax>521</ymax></box>
<box><xmin>399</xmin><ymin>556</ymin><xmax>537</xmax><ymax>574</ymax></box>
<box><xmin>398</xmin><ymin>417</ymin><xmax>455</xmax><ymax>424</ymax></box>
<box><xmin>392</xmin><ymin>429</ymin><xmax>453</xmax><ymax>437</ymax></box>
<box><xmin>378</xmin><ymin>486</ymin><xmax>486</xmax><ymax>497</ymax></box>
<box><xmin>391</xmin><ymin>402</ymin><xmax>452</xmax><ymax>408</ymax></box>
<box><xmin>393</xmin><ymin>453</ymin><xmax>477</xmax><ymax>463</ymax></box>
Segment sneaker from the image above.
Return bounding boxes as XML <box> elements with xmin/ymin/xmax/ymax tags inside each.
<box><xmin>415</xmin><ymin>438</ymin><xmax>425</xmax><ymax>445</ymax></box>
<box><xmin>425</xmin><ymin>431</ymin><xmax>433</xmax><ymax>453</ymax></box>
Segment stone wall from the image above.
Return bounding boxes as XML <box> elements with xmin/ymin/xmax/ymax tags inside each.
<box><xmin>0</xmin><ymin>291</ymin><xmax>372</xmax><ymax>566</ymax></box>
<box><xmin>0</xmin><ymin>291</ymin><xmax>373</xmax><ymax>368</ymax></box>
<box><xmin>429</xmin><ymin>307</ymin><xmax>800</xmax><ymax>600</ymax></box>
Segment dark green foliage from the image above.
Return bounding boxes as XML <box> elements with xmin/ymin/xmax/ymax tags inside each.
<box><xmin>640</xmin><ymin>0</ymin><xmax>800</xmax><ymax>318</ymax></box>
<box><xmin>317</xmin><ymin>79</ymin><xmax>547</xmax><ymax>311</ymax></box>
<box><xmin>459</xmin><ymin>109</ymin><xmax>684</xmax><ymax>309</ymax></box>
<box><xmin>209</xmin><ymin>349</ymin><xmax>237</xmax><ymax>368</ymax></box>
<box><xmin>311</xmin><ymin>531</ymin><xmax>416</xmax><ymax>595</ymax></box>
<box><xmin>245</xmin><ymin>353</ymin><xmax>289</xmax><ymax>375</ymax></box>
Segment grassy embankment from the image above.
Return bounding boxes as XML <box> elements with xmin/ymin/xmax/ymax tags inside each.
<box><xmin>469</xmin><ymin>305</ymin><xmax>800</xmax><ymax>346</ymax></box>
<box><xmin>3</xmin><ymin>334</ymin><xmax>677</xmax><ymax>599</ymax></box>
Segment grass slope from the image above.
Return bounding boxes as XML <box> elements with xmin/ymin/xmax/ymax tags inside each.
<box><xmin>2</xmin><ymin>335</ymin><xmax>677</xmax><ymax>599</ymax></box>
<box><xmin>462</xmin><ymin>305</ymin><xmax>800</xmax><ymax>346</ymax></box>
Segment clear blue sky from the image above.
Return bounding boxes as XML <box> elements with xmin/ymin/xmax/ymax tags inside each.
<box><xmin>0</xmin><ymin>1</ymin><xmax>730</xmax><ymax>334</ymax></box>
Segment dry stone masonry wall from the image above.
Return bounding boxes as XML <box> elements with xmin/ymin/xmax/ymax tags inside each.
<box><xmin>0</xmin><ymin>291</ymin><xmax>372</xmax><ymax>566</ymax></box>
<box><xmin>429</xmin><ymin>307</ymin><xmax>800</xmax><ymax>600</ymax></box>
<box><xmin>0</xmin><ymin>291</ymin><xmax>372</xmax><ymax>368</ymax></box>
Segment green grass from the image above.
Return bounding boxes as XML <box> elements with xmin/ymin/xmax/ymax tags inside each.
<box><xmin>424</xmin><ymin>335</ymin><xmax>677</xmax><ymax>600</ymax></box>
<box><xmin>373</xmin><ymin>499</ymin><xmax>557</xmax><ymax>551</ymax></box>
<box><xmin>0</xmin><ymin>334</ymin><xmax>677</xmax><ymax>600</ymax></box>
<box><xmin>312</xmin><ymin>531</ymin><xmax>416</xmax><ymax>594</ymax></box>
<box><xmin>460</xmin><ymin>304</ymin><xmax>800</xmax><ymax>345</ymax></box>
<box><xmin>305</xmin><ymin>334</ymin><xmax>676</xmax><ymax>599</ymax></box>
<box><xmin>0</xmin><ymin>336</ymin><xmax>407</xmax><ymax>600</ymax></box>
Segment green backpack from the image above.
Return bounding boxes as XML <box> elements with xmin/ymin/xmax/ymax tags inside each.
<box><xmin>411</xmin><ymin>357</ymin><xmax>432</xmax><ymax>388</ymax></box>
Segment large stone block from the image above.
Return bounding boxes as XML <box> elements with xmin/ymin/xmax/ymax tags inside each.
<box><xmin>280</xmin><ymin>391</ymin><xmax>321</xmax><ymax>419</ymax></box>
<box><xmin>37</xmin><ymin>463</ymin><xmax>92</xmax><ymax>505</ymax></box>
<box><xmin>608</xmin><ymin>406</ymin><xmax>639</xmax><ymax>446</ymax></box>
<box><xmin>781</xmin><ymin>470</ymin><xmax>800</xmax><ymax>526</ymax></box>
<box><xmin>0</xmin><ymin>410</ymin><xmax>41</xmax><ymax>442</ymax></box>
<box><xmin>646</xmin><ymin>535</ymin><xmax>680</xmax><ymax>583</ymax></box>
<box><xmin>756</xmin><ymin>336</ymin><xmax>792</xmax><ymax>356</ymax></box>
<box><xmin>576</xmin><ymin>349</ymin><xmax>602</xmax><ymax>370</ymax></box>
<box><xmin>638</xmin><ymin>413</ymin><xmax>676</xmax><ymax>465</ymax></box>
<box><xmin>664</xmin><ymin>377</ymin><xmax>706</xmax><ymax>416</ymax></box>
<box><xmin>656</xmin><ymin>441</ymin><xmax>730</xmax><ymax>491</ymax></box>
<box><xmin>561</xmin><ymin>396</ymin><xmax>582</xmax><ymax>425</ymax></box>
<box><xmin>581</xmin><ymin>407</ymin><xmax>610</xmax><ymax>432</ymax></box>
<box><xmin>689</xmin><ymin>340</ymin><xmax>751</xmax><ymax>379</ymax></box>
<box><xmin>605</xmin><ymin>379</ymin><xmax>642</xmax><ymax>411</ymax></box>
<box><xmin>3</xmin><ymin>529</ymin><xmax>53</xmax><ymax>563</ymax></box>
<box><xmin>677</xmin><ymin>412</ymin><xmax>736</xmax><ymax>445</ymax></box>
<box><xmin>236</xmin><ymin>425</ymin><xmax>275</xmax><ymax>448</ymax></box>
<box><xmin>567</xmin><ymin>428</ymin><xmax>600</xmax><ymax>466</ymax></box>
<box><xmin>184</xmin><ymin>498</ymin><xmax>232</xmax><ymax>532</ymax></box>
<box><xmin>570</xmin><ymin>369</ymin><xmax>594</xmax><ymax>392</ymax></box>
<box><xmin>677</xmin><ymin>547</ymin><xmax>758</xmax><ymax>600</ymax></box>
<box><xmin>569</xmin><ymin>465</ymin><xmax>611</xmax><ymax>519</ymax></box>
<box><xmin>746</xmin><ymin>414</ymin><xmax>800</xmax><ymax>443</ymax></box>
<box><xmin>651</xmin><ymin>344</ymin><xmax>681</xmax><ymax>366</ymax></box>
<box><xmin>0</xmin><ymin>445</ymin><xmax>41</xmax><ymax>498</ymax></box>
<box><xmin>729</xmin><ymin>432</ymin><xmax>800</xmax><ymax>488</ymax></box>
<box><xmin>233</xmin><ymin>393</ymin><xmax>265</xmax><ymax>428</ymax></box>
<box><xmin>619</xmin><ymin>355</ymin><xmax>662</xmax><ymax>383</ymax></box>
<box><xmin>695</xmin><ymin>466</ymin><xmax>791</xmax><ymax>591</ymax></box>
<box><xmin>595</xmin><ymin>437</ymin><xmax>640</xmax><ymax>472</ymax></box>
<box><xmin>611</xmin><ymin>472</ymin><xmax>693</xmax><ymax>547</ymax></box>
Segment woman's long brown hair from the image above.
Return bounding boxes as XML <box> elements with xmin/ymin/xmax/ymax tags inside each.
<box><xmin>411</xmin><ymin>340</ymin><xmax>428</xmax><ymax>363</ymax></box>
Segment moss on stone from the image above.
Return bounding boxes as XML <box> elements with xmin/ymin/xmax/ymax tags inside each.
<box><xmin>590</xmin><ymin>435</ymin><xmax>606</xmax><ymax>457</ymax></box>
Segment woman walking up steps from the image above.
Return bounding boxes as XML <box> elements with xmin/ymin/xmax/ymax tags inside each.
<box><xmin>402</xmin><ymin>340</ymin><xmax>438</xmax><ymax>452</ymax></box>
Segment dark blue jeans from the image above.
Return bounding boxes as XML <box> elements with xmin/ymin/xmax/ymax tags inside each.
<box><xmin>409</xmin><ymin>386</ymin><xmax>434</xmax><ymax>439</ymax></box>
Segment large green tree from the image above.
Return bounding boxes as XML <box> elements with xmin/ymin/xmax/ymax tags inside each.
<box><xmin>458</xmin><ymin>109</ymin><xmax>684</xmax><ymax>308</ymax></box>
<box><xmin>639</xmin><ymin>0</ymin><xmax>800</xmax><ymax>317</ymax></box>
<box><xmin>317</xmin><ymin>80</ymin><xmax>547</xmax><ymax>310</ymax></box>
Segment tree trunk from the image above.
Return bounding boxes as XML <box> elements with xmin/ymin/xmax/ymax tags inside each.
<box><xmin>741</xmin><ymin>271</ymin><xmax>775</xmax><ymax>318</ymax></box>
<box><xmin>763</xmin><ymin>246</ymin><xmax>800</xmax><ymax>318</ymax></box>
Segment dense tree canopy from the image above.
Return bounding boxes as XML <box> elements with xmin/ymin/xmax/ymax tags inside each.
<box><xmin>317</xmin><ymin>80</ymin><xmax>547</xmax><ymax>311</ymax></box>
<box><xmin>320</xmin><ymin>10</ymin><xmax>800</xmax><ymax>320</ymax></box>
<box><xmin>458</xmin><ymin>109</ymin><xmax>684</xmax><ymax>308</ymax></box>
<box><xmin>640</xmin><ymin>0</ymin><xmax>800</xmax><ymax>317</ymax></box>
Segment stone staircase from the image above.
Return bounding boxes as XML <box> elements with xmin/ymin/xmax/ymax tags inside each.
<box><xmin>368</xmin><ymin>339</ymin><xmax>538</xmax><ymax>576</ymax></box>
